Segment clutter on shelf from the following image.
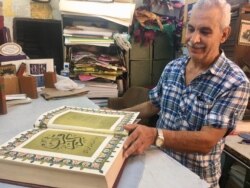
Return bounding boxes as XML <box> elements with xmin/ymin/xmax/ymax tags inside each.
<box><xmin>130</xmin><ymin>0</ymin><xmax>184</xmax><ymax>52</ymax></box>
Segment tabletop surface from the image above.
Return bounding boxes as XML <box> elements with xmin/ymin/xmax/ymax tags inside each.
<box><xmin>0</xmin><ymin>94</ymin><xmax>208</xmax><ymax>188</ymax></box>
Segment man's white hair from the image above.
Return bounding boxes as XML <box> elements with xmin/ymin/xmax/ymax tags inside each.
<box><xmin>192</xmin><ymin>0</ymin><xmax>231</xmax><ymax>29</ymax></box>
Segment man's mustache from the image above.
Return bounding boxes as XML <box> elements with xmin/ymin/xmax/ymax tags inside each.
<box><xmin>187</xmin><ymin>41</ymin><xmax>205</xmax><ymax>49</ymax></box>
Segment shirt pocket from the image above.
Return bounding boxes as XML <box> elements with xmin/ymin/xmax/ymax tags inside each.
<box><xmin>185</xmin><ymin>93</ymin><xmax>214</xmax><ymax>130</ymax></box>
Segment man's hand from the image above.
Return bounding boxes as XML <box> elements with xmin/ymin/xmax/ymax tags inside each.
<box><xmin>123</xmin><ymin>124</ymin><xmax>157</xmax><ymax>158</ymax></box>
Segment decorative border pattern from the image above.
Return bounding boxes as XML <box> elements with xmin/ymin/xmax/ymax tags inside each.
<box><xmin>36</xmin><ymin>106</ymin><xmax>137</xmax><ymax>132</ymax></box>
<box><xmin>0</xmin><ymin>128</ymin><xmax>124</xmax><ymax>173</ymax></box>
<box><xmin>0</xmin><ymin>106</ymin><xmax>138</xmax><ymax>173</ymax></box>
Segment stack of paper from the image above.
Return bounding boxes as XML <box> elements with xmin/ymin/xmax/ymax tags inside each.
<box><xmin>59</xmin><ymin>0</ymin><xmax>136</xmax><ymax>27</ymax></box>
<box><xmin>63</xmin><ymin>25</ymin><xmax>114</xmax><ymax>37</ymax></box>
<box><xmin>82</xmin><ymin>81</ymin><xmax>118</xmax><ymax>98</ymax></box>
<box><xmin>71</xmin><ymin>51</ymin><xmax>126</xmax><ymax>81</ymax></box>
<box><xmin>6</xmin><ymin>94</ymin><xmax>32</xmax><ymax>106</ymax></box>
<box><xmin>63</xmin><ymin>25</ymin><xmax>116</xmax><ymax>47</ymax></box>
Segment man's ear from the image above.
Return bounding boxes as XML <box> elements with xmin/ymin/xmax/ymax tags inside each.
<box><xmin>221</xmin><ymin>26</ymin><xmax>231</xmax><ymax>44</ymax></box>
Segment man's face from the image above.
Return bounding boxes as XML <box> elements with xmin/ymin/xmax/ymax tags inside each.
<box><xmin>185</xmin><ymin>8</ymin><xmax>229</xmax><ymax>64</ymax></box>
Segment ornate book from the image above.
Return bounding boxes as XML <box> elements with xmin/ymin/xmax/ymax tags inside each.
<box><xmin>0</xmin><ymin>106</ymin><xmax>139</xmax><ymax>188</ymax></box>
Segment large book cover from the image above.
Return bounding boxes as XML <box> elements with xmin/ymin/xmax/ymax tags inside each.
<box><xmin>0</xmin><ymin>106</ymin><xmax>139</xmax><ymax>188</ymax></box>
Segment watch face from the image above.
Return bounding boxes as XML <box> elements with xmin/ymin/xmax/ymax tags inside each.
<box><xmin>155</xmin><ymin>129</ymin><xmax>164</xmax><ymax>147</ymax></box>
<box><xmin>156</xmin><ymin>137</ymin><xmax>164</xmax><ymax>147</ymax></box>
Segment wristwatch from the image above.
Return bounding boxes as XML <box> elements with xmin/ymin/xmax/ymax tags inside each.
<box><xmin>155</xmin><ymin>128</ymin><xmax>164</xmax><ymax>148</ymax></box>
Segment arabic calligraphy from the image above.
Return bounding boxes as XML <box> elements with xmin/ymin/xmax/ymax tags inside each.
<box><xmin>41</xmin><ymin>133</ymin><xmax>85</xmax><ymax>150</ymax></box>
<box><xmin>23</xmin><ymin>130</ymin><xmax>106</xmax><ymax>157</ymax></box>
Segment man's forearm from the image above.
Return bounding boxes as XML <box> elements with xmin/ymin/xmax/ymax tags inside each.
<box><xmin>124</xmin><ymin>101</ymin><xmax>159</xmax><ymax>118</ymax></box>
<box><xmin>162</xmin><ymin>126</ymin><xmax>228</xmax><ymax>154</ymax></box>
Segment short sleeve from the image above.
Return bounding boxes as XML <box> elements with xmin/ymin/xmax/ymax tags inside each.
<box><xmin>204</xmin><ymin>82</ymin><xmax>250</xmax><ymax>133</ymax></box>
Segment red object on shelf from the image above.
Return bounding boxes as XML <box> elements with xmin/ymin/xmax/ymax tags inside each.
<box><xmin>0</xmin><ymin>76</ymin><xmax>7</xmax><ymax>115</ymax></box>
<box><xmin>0</xmin><ymin>16</ymin><xmax>3</xmax><ymax>29</ymax></box>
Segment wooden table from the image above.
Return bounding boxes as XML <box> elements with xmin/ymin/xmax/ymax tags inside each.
<box><xmin>220</xmin><ymin>121</ymin><xmax>250</xmax><ymax>188</ymax></box>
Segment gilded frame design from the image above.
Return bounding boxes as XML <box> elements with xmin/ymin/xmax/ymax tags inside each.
<box><xmin>238</xmin><ymin>19</ymin><xmax>250</xmax><ymax>46</ymax></box>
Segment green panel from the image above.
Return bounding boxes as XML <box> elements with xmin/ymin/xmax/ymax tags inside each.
<box><xmin>152</xmin><ymin>59</ymin><xmax>169</xmax><ymax>85</ymax></box>
<box><xmin>153</xmin><ymin>34</ymin><xmax>174</xmax><ymax>60</ymax></box>
<box><xmin>23</xmin><ymin>130</ymin><xmax>106</xmax><ymax>157</ymax></box>
<box><xmin>53</xmin><ymin>111</ymin><xmax>119</xmax><ymax>129</ymax></box>
<box><xmin>130</xmin><ymin>42</ymin><xmax>152</xmax><ymax>60</ymax></box>
<box><xmin>130</xmin><ymin>60</ymin><xmax>151</xmax><ymax>87</ymax></box>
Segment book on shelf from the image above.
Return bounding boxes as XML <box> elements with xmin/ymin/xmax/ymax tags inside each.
<box><xmin>82</xmin><ymin>80</ymin><xmax>119</xmax><ymax>98</ymax></box>
<box><xmin>64</xmin><ymin>36</ymin><xmax>114</xmax><ymax>47</ymax></box>
<box><xmin>63</xmin><ymin>25</ymin><xmax>115</xmax><ymax>38</ymax></box>
<box><xmin>86</xmin><ymin>88</ymin><xmax>118</xmax><ymax>98</ymax></box>
<box><xmin>59</xmin><ymin>0</ymin><xmax>136</xmax><ymax>27</ymax></box>
<box><xmin>6</xmin><ymin>97</ymin><xmax>32</xmax><ymax>106</ymax></box>
<box><xmin>0</xmin><ymin>106</ymin><xmax>139</xmax><ymax>188</ymax></box>
<box><xmin>72</xmin><ymin>54</ymin><xmax>124</xmax><ymax>76</ymax></box>
<box><xmin>6</xmin><ymin>94</ymin><xmax>32</xmax><ymax>106</ymax></box>
<box><xmin>83</xmin><ymin>80</ymin><xmax>118</xmax><ymax>89</ymax></box>
<box><xmin>6</xmin><ymin>94</ymin><xmax>27</xmax><ymax>100</ymax></box>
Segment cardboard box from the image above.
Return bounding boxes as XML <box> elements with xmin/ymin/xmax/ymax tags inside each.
<box><xmin>44</xmin><ymin>72</ymin><xmax>56</xmax><ymax>88</ymax></box>
<box><xmin>19</xmin><ymin>75</ymin><xmax>38</xmax><ymax>99</ymax></box>
<box><xmin>3</xmin><ymin>75</ymin><xmax>20</xmax><ymax>95</ymax></box>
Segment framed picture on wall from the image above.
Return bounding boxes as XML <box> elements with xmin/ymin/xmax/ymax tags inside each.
<box><xmin>238</xmin><ymin>19</ymin><xmax>250</xmax><ymax>46</ymax></box>
<box><xmin>181</xmin><ymin>0</ymin><xmax>197</xmax><ymax>44</ymax></box>
<box><xmin>25</xmin><ymin>59</ymin><xmax>54</xmax><ymax>88</ymax></box>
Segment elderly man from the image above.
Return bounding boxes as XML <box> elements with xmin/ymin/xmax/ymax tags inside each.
<box><xmin>122</xmin><ymin>0</ymin><xmax>250</xmax><ymax>187</ymax></box>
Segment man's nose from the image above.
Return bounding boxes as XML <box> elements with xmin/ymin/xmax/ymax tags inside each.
<box><xmin>190</xmin><ymin>32</ymin><xmax>201</xmax><ymax>43</ymax></box>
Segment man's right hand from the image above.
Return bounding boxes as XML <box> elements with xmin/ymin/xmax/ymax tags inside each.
<box><xmin>123</xmin><ymin>124</ymin><xmax>157</xmax><ymax>158</ymax></box>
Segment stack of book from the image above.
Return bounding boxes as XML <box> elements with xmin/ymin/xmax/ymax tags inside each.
<box><xmin>82</xmin><ymin>81</ymin><xmax>119</xmax><ymax>99</ymax></box>
<box><xmin>6</xmin><ymin>94</ymin><xmax>32</xmax><ymax>106</ymax></box>
<box><xmin>59</xmin><ymin>0</ymin><xmax>134</xmax><ymax>99</ymax></box>
<box><xmin>63</xmin><ymin>25</ymin><xmax>116</xmax><ymax>47</ymax></box>
<box><xmin>70</xmin><ymin>51</ymin><xmax>124</xmax><ymax>100</ymax></box>
<box><xmin>73</xmin><ymin>52</ymin><xmax>125</xmax><ymax>82</ymax></box>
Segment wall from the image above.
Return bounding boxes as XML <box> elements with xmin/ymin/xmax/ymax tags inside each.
<box><xmin>1</xmin><ymin>0</ymin><xmax>60</xmax><ymax>40</ymax></box>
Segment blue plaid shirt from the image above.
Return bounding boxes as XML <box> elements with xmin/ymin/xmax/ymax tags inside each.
<box><xmin>149</xmin><ymin>52</ymin><xmax>250</xmax><ymax>188</ymax></box>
